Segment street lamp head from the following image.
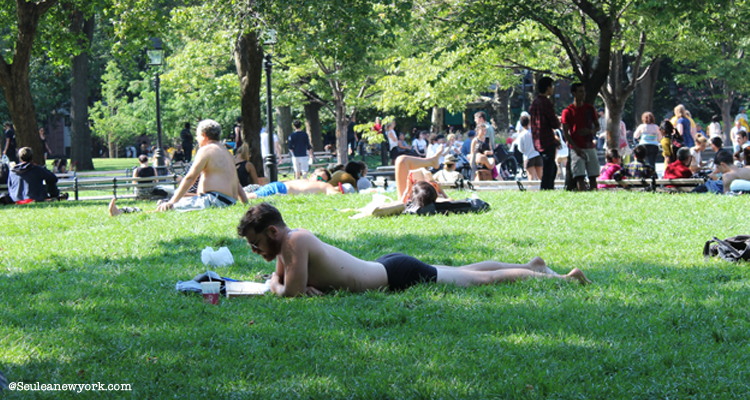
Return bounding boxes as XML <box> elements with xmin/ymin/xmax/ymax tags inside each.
<box><xmin>147</xmin><ymin>37</ymin><xmax>164</xmax><ymax>66</ymax></box>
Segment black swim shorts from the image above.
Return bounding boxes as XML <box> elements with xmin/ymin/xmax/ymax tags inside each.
<box><xmin>376</xmin><ymin>253</ymin><xmax>438</xmax><ymax>291</ymax></box>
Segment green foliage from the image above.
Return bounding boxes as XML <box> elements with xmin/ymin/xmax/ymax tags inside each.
<box><xmin>671</xmin><ymin>0</ymin><xmax>750</xmax><ymax>101</ymax></box>
<box><xmin>90</xmin><ymin>4</ymin><xmax>243</xmax><ymax>148</ymax></box>
<box><xmin>354</xmin><ymin>115</ymin><xmax>394</xmax><ymax>144</ymax></box>
<box><xmin>3</xmin><ymin>185</ymin><xmax>750</xmax><ymax>398</ymax></box>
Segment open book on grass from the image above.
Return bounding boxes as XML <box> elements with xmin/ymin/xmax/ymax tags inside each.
<box><xmin>225</xmin><ymin>281</ymin><xmax>271</xmax><ymax>297</ymax></box>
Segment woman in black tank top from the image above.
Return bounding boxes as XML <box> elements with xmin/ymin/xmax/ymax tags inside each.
<box><xmin>233</xmin><ymin>143</ymin><xmax>259</xmax><ymax>187</ymax></box>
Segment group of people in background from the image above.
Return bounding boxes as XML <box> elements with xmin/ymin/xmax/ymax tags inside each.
<box><xmin>4</xmin><ymin>85</ymin><xmax>750</xmax><ymax>207</ymax></box>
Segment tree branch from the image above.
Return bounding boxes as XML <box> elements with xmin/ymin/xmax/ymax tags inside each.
<box><xmin>356</xmin><ymin>76</ymin><xmax>371</xmax><ymax>99</ymax></box>
<box><xmin>635</xmin><ymin>56</ymin><xmax>658</xmax><ymax>83</ymax></box>
<box><xmin>533</xmin><ymin>17</ymin><xmax>587</xmax><ymax>80</ymax></box>
<box><xmin>495</xmin><ymin>60</ymin><xmax>573</xmax><ymax>80</ymax></box>
<box><xmin>314</xmin><ymin>57</ymin><xmax>332</xmax><ymax>75</ymax></box>
<box><xmin>615</xmin><ymin>0</ymin><xmax>635</xmax><ymax>20</ymax></box>
<box><xmin>624</xmin><ymin>31</ymin><xmax>647</xmax><ymax>93</ymax></box>
<box><xmin>299</xmin><ymin>87</ymin><xmax>336</xmax><ymax>115</ymax></box>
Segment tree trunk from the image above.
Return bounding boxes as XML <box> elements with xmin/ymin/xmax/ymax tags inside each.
<box><xmin>492</xmin><ymin>86</ymin><xmax>510</xmax><ymax>133</ymax></box>
<box><xmin>108</xmin><ymin>132</ymin><xmax>114</xmax><ymax>158</ymax></box>
<box><xmin>330</xmin><ymin>84</ymin><xmax>348</xmax><ymax>165</ymax></box>
<box><xmin>0</xmin><ymin>0</ymin><xmax>58</xmax><ymax>165</ymax></box>
<box><xmin>303</xmin><ymin>102</ymin><xmax>324</xmax><ymax>152</ymax></box>
<box><xmin>600</xmin><ymin>44</ymin><xmax>647</xmax><ymax>150</ymax></box>
<box><xmin>603</xmin><ymin>101</ymin><xmax>626</xmax><ymax>150</ymax></box>
<box><xmin>431</xmin><ymin>107</ymin><xmax>445</xmax><ymax>133</ymax></box>
<box><xmin>235</xmin><ymin>30</ymin><xmax>263</xmax><ymax>177</ymax></box>
<box><xmin>276</xmin><ymin>105</ymin><xmax>292</xmax><ymax>154</ymax></box>
<box><xmin>633</xmin><ymin>57</ymin><xmax>661</xmax><ymax>128</ymax></box>
<box><xmin>70</xmin><ymin>12</ymin><xmax>94</xmax><ymax>170</ymax></box>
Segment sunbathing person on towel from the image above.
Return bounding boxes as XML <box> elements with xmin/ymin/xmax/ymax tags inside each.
<box><xmin>237</xmin><ymin>203</ymin><xmax>590</xmax><ymax>297</ymax></box>
<box><xmin>246</xmin><ymin>168</ymin><xmax>341</xmax><ymax>199</ymax></box>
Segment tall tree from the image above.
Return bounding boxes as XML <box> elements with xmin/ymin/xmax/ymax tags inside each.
<box><xmin>69</xmin><ymin>11</ymin><xmax>94</xmax><ymax>169</ymax></box>
<box><xmin>0</xmin><ymin>0</ymin><xmax>59</xmax><ymax>164</ymax></box>
<box><xmin>275</xmin><ymin>0</ymin><xmax>413</xmax><ymax>164</ymax></box>
<box><xmin>672</xmin><ymin>0</ymin><xmax>750</xmax><ymax>137</ymax></box>
<box><xmin>456</xmin><ymin>0</ymin><xmax>700</xmax><ymax>147</ymax></box>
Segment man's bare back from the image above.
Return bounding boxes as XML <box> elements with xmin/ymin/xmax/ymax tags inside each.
<box><xmin>278</xmin><ymin>229</ymin><xmax>388</xmax><ymax>293</ymax></box>
<box><xmin>155</xmin><ymin>120</ymin><xmax>247</xmax><ymax>211</ymax></box>
<box><xmin>194</xmin><ymin>142</ymin><xmax>241</xmax><ymax>198</ymax></box>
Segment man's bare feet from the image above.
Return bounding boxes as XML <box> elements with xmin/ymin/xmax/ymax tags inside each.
<box><xmin>108</xmin><ymin>198</ymin><xmax>121</xmax><ymax>217</ymax></box>
<box><xmin>427</xmin><ymin>144</ymin><xmax>444</xmax><ymax>169</ymax></box>
<box><xmin>528</xmin><ymin>257</ymin><xmax>559</xmax><ymax>275</ymax></box>
<box><xmin>565</xmin><ymin>268</ymin><xmax>591</xmax><ymax>285</ymax></box>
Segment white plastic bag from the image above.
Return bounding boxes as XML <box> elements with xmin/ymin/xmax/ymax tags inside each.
<box><xmin>201</xmin><ymin>246</ymin><xmax>234</xmax><ymax>267</ymax></box>
<box><xmin>350</xmin><ymin>193</ymin><xmax>397</xmax><ymax>219</ymax></box>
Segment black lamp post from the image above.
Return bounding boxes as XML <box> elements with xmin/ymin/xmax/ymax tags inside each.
<box><xmin>264</xmin><ymin>29</ymin><xmax>278</xmax><ymax>183</ymax></box>
<box><xmin>147</xmin><ymin>38</ymin><xmax>166</xmax><ymax>174</ymax></box>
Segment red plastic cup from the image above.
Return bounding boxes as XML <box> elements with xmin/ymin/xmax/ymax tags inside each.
<box><xmin>201</xmin><ymin>282</ymin><xmax>221</xmax><ymax>305</ymax></box>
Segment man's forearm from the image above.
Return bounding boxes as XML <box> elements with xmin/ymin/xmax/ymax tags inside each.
<box><xmin>167</xmin><ymin>174</ymin><xmax>198</xmax><ymax>205</ymax></box>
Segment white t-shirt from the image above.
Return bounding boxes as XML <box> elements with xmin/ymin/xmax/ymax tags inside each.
<box><xmin>516</xmin><ymin>129</ymin><xmax>539</xmax><ymax>160</ymax></box>
<box><xmin>690</xmin><ymin>147</ymin><xmax>702</xmax><ymax>166</ymax></box>
<box><xmin>555</xmin><ymin>129</ymin><xmax>569</xmax><ymax>159</ymax></box>
<box><xmin>386</xmin><ymin>130</ymin><xmax>398</xmax><ymax>150</ymax></box>
<box><xmin>260</xmin><ymin>131</ymin><xmax>279</xmax><ymax>157</ymax></box>
<box><xmin>708</xmin><ymin>122</ymin><xmax>722</xmax><ymax>139</ymax></box>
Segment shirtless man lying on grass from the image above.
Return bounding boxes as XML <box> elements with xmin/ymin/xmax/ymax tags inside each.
<box><xmin>237</xmin><ymin>203</ymin><xmax>590</xmax><ymax>297</ymax></box>
<box><xmin>246</xmin><ymin>168</ymin><xmax>340</xmax><ymax>199</ymax></box>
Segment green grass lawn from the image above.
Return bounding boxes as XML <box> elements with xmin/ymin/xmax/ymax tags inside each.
<box><xmin>2</xmin><ymin>187</ymin><xmax>750</xmax><ymax>399</ymax></box>
<box><xmin>44</xmin><ymin>157</ymin><xmax>140</xmax><ymax>172</ymax></box>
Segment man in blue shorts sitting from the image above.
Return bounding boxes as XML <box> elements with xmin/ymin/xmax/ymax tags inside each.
<box><xmin>247</xmin><ymin>168</ymin><xmax>340</xmax><ymax>199</ymax></box>
<box><xmin>237</xmin><ymin>203</ymin><xmax>590</xmax><ymax>297</ymax></box>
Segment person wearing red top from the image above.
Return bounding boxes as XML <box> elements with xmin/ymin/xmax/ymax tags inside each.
<box><xmin>663</xmin><ymin>147</ymin><xmax>694</xmax><ymax>187</ymax></box>
<box><xmin>529</xmin><ymin>77</ymin><xmax>561</xmax><ymax>190</ymax></box>
<box><xmin>562</xmin><ymin>83</ymin><xmax>601</xmax><ymax>191</ymax></box>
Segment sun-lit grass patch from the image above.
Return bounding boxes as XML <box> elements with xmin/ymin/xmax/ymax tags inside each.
<box><xmin>2</xmin><ymin>185</ymin><xmax>750</xmax><ymax>398</ymax></box>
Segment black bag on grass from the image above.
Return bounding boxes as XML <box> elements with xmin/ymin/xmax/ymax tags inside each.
<box><xmin>404</xmin><ymin>198</ymin><xmax>490</xmax><ymax>216</ymax></box>
<box><xmin>703</xmin><ymin>236</ymin><xmax>750</xmax><ymax>262</ymax></box>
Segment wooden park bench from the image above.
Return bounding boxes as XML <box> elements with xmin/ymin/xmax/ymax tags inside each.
<box><xmin>595</xmin><ymin>177</ymin><xmax>706</xmax><ymax>192</ymax></box>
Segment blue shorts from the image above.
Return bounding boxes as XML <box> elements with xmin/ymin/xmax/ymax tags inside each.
<box><xmin>253</xmin><ymin>181</ymin><xmax>288</xmax><ymax>198</ymax></box>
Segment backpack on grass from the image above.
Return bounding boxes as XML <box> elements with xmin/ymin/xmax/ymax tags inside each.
<box><xmin>404</xmin><ymin>198</ymin><xmax>490</xmax><ymax>216</ymax></box>
<box><xmin>703</xmin><ymin>236</ymin><xmax>750</xmax><ymax>262</ymax></box>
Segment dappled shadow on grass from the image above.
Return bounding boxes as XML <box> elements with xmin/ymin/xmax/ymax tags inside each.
<box><xmin>3</xmin><ymin>260</ymin><xmax>749</xmax><ymax>398</ymax></box>
<box><xmin>5</xmin><ymin>217</ymin><xmax>750</xmax><ymax>397</ymax></box>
